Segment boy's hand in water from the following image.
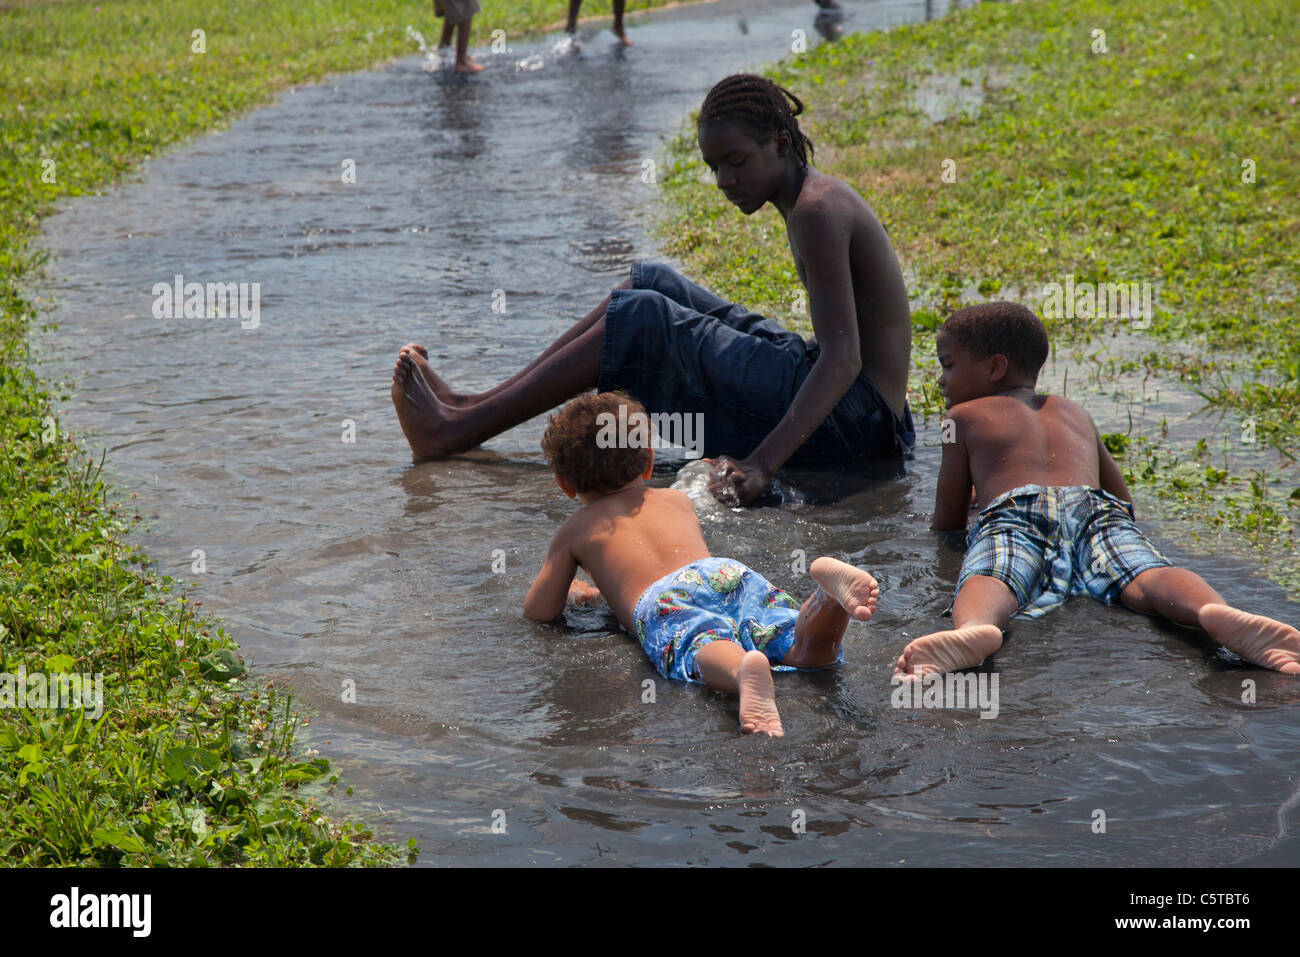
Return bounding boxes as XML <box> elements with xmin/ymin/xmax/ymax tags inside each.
<box><xmin>567</xmin><ymin>579</ymin><xmax>603</xmax><ymax>605</ymax></box>
<box><xmin>705</xmin><ymin>456</ymin><xmax>768</xmax><ymax>506</ymax></box>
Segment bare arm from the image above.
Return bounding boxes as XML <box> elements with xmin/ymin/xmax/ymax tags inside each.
<box><xmin>933</xmin><ymin>411</ymin><xmax>974</xmax><ymax>532</ymax></box>
<box><xmin>714</xmin><ymin>203</ymin><xmax>861</xmax><ymax>502</ymax></box>
<box><xmin>523</xmin><ymin>530</ymin><xmax>580</xmax><ymax>622</ymax></box>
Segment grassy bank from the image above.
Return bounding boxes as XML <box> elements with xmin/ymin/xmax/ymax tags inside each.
<box><xmin>657</xmin><ymin>0</ymin><xmax>1299</xmax><ymax>593</ymax></box>
<box><xmin>0</xmin><ymin>0</ymin><xmax>677</xmax><ymax>866</ymax></box>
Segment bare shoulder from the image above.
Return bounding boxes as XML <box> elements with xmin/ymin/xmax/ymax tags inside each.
<box><xmin>790</xmin><ymin>172</ymin><xmax>866</xmax><ymax>227</ymax></box>
<box><xmin>647</xmin><ymin>486</ymin><xmax>696</xmax><ymax>510</ymax></box>
<box><xmin>1042</xmin><ymin>394</ymin><xmax>1100</xmax><ymax>429</ymax></box>
<box><xmin>944</xmin><ymin>395</ymin><xmax>1028</xmax><ymax>447</ymax></box>
<box><xmin>551</xmin><ymin>503</ymin><xmax>592</xmax><ymax>547</ymax></box>
<box><xmin>946</xmin><ymin>395</ymin><xmax>1003</xmax><ymax>423</ymax></box>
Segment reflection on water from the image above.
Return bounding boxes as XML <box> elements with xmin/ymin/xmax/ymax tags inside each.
<box><xmin>33</xmin><ymin>0</ymin><xmax>1300</xmax><ymax>866</ymax></box>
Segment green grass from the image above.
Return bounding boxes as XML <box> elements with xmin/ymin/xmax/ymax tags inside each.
<box><xmin>0</xmin><ymin>0</ymin><xmax>680</xmax><ymax>866</ymax></box>
<box><xmin>1</xmin><ymin>334</ymin><xmax>404</xmax><ymax>864</ymax></box>
<box><xmin>656</xmin><ymin>0</ymin><xmax>1300</xmax><ymax>595</ymax></box>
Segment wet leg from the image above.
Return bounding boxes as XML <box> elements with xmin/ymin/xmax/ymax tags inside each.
<box><xmin>1118</xmin><ymin>565</ymin><xmax>1220</xmax><ymax>625</ymax></box>
<box><xmin>780</xmin><ymin>557</ymin><xmax>879</xmax><ymax>668</ymax></box>
<box><xmin>453</xmin><ymin>21</ymin><xmax>484</xmax><ymax>72</ymax></box>
<box><xmin>611</xmin><ymin>0</ymin><xmax>632</xmax><ymax>44</ymax></box>
<box><xmin>397</xmin><ymin>345</ymin><xmax>470</xmax><ymax>406</ymax></box>
<box><xmin>391</xmin><ymin>350</ymin><xmax>455</xmax><ymax>460</ymax></box>
<box><xmin>894</xmin><ymin>576</ymin><xmax>1011</xmax><ymax>679</ymax></box>
<box><xmin>1122</xmin><ymin>567</ymin><xmax>1300</xmax><ymax>673</ymax></box>
<box><xmin>695</xmin><ymin>641</ymin><xmax>783</xmax><ymax>737</ymax></box>
<box><xmin>392</xmin><ymin>316</ymin><xmax>603</xmax><ymax>457</ymax></box>
<box><xmin>402</xmin><ymin>279</ymin><xmax>631</xmax><ymax>408</ymax></box>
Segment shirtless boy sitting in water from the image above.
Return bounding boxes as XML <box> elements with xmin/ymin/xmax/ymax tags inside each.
<box><xmin>391</xmin><ymin>74</ymin><xmax>914</xmax><ymax>507</ymax></box>
<box><xmin>524</xmin><ymin>391</ymin><xmax>880</xmax><ymax>736</ymax></box>
<box><xmin>896</xmin><ymin>302</ymin><xmax>1300</xmax><ymax>679</ymax></box>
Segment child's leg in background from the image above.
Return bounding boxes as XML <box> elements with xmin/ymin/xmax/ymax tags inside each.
<box><xmin>1120</xmin><ymin>567</ymin><xmax>1300</xmax><ymax>673</ymax></box>
<box><xmin>611</xmin><ymin>0</ymin><xmax>631</xmax><ymax>44</ymax></box>
<box><xmin>453</xmin><ymin>19</ymin><xmax>483</xmax><ymax>71</ymax></box>
<box><xmin>780</xmin><ymin>557</ymin><xmax>879</xmax><ymax>668</ymax></box>
<box><xmin>433</xmin><ymin>0</ymin><xmax>453</xmax><ymax>48</ymax></box>
<box><xmin>894</xmin><ymin>576</ymin><xmax>1013</xmax><ymax>679</ymax></box>
<box><xmin>694</xmin><ymin>641</ymin><xmax>784</xmax><ymax>737</ymax></box>
<box><xmin>456</xmin><ymin>18</ymin><xmax>469</xmax><ymax>60</ymax></box>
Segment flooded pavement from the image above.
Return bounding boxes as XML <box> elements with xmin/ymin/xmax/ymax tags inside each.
<box><xmin>34</xmin><ymin>0</ymin><xmax>1300</xmax><ymax>866</ymax></box>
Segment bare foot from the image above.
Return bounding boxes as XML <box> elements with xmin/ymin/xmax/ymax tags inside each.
<box><xmin>738</xmin><ymin>650</ymin><xmax>783</xmax><ymax>737</ymax></box>
<box><xmin>454</xmin><ymin>56</ymin><xmax>485</xmax><ymax>73</ymax></box>
<box><xmin>894</xmin><ymin>625</ymin><xmax>1003</xmax><ymax>680</ymax></box>
<box><xmin>810</xmin><ymin>557</ymin><xmax>878</xmax><ymax>621</ymax></box>
<box><xmin>390</xmin><ymin>350</ymin><xmax>458</xmax><ymax>460</ymax></box>
<box><xmin>612</xmin><ymin>26</ymin><xmax>633</xmax><ymax>46</ymax></box>
<box><xmin>399</xmin><ymin>344</ymin><xmax>477</xmax><ymax>407</ymax></box>
<box><xmin>1199</xmin><ymin>604</ymin><xmax>1300</xmax><ymax>674</ymax></box>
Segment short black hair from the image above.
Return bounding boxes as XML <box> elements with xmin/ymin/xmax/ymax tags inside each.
<box><xmin>697</xmin><ymin>74</ymin><xmax>815</xmax><ymax>171</ymax></box>
<box><xmin>940</xmin><ymin>302</ymin><xmax>1050</xmax><ymax>380</ymax></box>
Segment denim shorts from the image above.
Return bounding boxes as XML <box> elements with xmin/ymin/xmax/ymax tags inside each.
<box><xmin>596</xmin><ymin>262</ymin><xmax>915</xmax><ymax>464</ymax></box>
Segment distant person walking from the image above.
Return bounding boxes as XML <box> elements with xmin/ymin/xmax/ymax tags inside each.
<box><xmin>435</xmin><ymin>0</ymin><xmax>485</xmax><ymax>72</ymax></box>
<box><xmin>567</xmin><ymin>0</ymin><xmax>632</xmax><ymax>46</ymax></box>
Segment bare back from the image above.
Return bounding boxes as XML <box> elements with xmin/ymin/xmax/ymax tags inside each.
<box><xmin>961</xmin><ymin>393</ymin><xmax>1101</xmax><ymax>504</ymax></box>
<box><xmin>786</xmin><ymin>171</ymin><xmax>912</xmax><ymax>418</ymax></box>
<box><xmin>559</xmin><ymin>486</ymin><xmax>711</xmax><ymax>631</ymax></box>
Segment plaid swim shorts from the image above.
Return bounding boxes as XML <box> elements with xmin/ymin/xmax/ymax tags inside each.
<box><xmin>953</xmin><ymin>484</ymin><xmax>1171</xmax><ymax>619</ymax></box>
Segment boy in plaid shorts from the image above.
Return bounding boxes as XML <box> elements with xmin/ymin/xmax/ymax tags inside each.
<box><xmin>896</xmin><ymin>302</ymin><xmax>1300</xmax><ymax>679</ymax></box>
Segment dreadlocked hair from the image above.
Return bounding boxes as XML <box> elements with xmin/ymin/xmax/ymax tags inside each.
<box><xmin>697</xmin><ymin>74</ymin><xmax>814</xmax><ymax>170</ymax></box>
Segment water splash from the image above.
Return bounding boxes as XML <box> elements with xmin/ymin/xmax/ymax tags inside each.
<box><xmin>1277</xmin><ymin>777</ymin><xmax>1300</xmax><ymax>841</ymax></box>
<box><xmin>404</xmin><ymin>25</ymin><xmax>429</xmax><ymax>53</ymax></box>
<box><xmin>551</xmin><ymin>35</ymin><xmax>580</xmax><ymax>58</ymax></box>
<box><xmin>671</xmin><ymin>460</ymin><xmax>741</xmax><ymax>517</ymax></box>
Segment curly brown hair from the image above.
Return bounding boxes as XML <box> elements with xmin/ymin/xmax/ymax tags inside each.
<box><xmin>541</xmin><ymin>391</ymin><xmax>654</xmax><ymax>496</ymax></box>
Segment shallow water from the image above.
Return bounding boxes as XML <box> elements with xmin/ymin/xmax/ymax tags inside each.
<box><xmin>34</xmin><ymin>0</ymin><xmax>1300</xmax><ymax>866</ymax></box>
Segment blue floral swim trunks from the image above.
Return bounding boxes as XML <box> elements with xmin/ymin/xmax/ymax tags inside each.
<box><xmin>954</xmin><ymin>484</ymin><xmax>1172</xmax><ymax>619</ymax></box>
<box><xmin>632</xmin><ymin>557</ymin><xmax>836</xmax><ymax>684</ymax></box>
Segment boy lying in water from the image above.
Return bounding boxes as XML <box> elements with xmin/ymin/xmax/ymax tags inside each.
<box><xmin>524</xmin><ymin>391</ymin><xmax>880</xmax><ymax>736</ymax></box>
<box><xmin>897</xmin><ymin>301</ymin><xmax>1300</xmax><ymax>679</ymax></box>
